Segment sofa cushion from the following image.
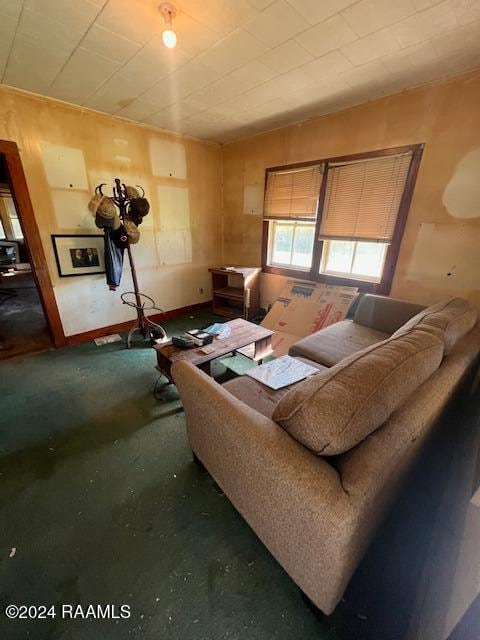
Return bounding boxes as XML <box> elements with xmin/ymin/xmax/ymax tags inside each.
<box><xmin>289</xmin><ymin>319</ymin><xmax>389</xmax><ymax>367</ymax></box>
<box><xmin>392</xmin><ymin>298</ymin><xmax>477</xmax><ymax>355</ymax></box>
<box><xmin>223</xmin><ymin>360</ymin><xmax>329</xmax><ymax>419</ymax></box>
<box><xmin>273</xmin><ymin>329</ymin><xmax>443</xmax><ymax>456</ymax></box>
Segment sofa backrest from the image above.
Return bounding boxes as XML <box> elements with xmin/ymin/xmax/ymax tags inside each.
<box><xmin>392</xmin><ymin>298</ymin><xmax>477</xmax><ymax>355</ymax></box>
<box><xmin>354</xmin><ymin>294</ymin><xmax>425</xmax><ymax>335</ymax></box>
<box><xmin>272</xmin><ymin>328</ymin><xmax>444</xmax><ymax>456</ymax></box>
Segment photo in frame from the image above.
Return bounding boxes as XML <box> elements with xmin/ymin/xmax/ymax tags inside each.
<box><xmin>51</xmin><ymin>234</ymin><xmax>105</xmax><ymax>277</ymax></box>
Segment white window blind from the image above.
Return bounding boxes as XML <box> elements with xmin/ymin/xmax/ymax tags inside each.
<box><xmin>319</xmin><ymin>153</ymin><xmax>412</xmax><ymax>242</ymax></box>
<box><xmin>263</xmin><ymin>164</ymin><xmax>321</xmax><ymax>220</ymax></box>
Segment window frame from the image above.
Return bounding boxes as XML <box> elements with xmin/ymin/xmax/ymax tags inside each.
<box><xmin>261</xmin><ymin>144</ymin><xmax>424</xmax><ymax>294</ymax></box>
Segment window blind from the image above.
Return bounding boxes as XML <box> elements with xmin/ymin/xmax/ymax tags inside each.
<box><xmin>263</xmin><ymin>164</ymin><xmax>321</xmax><ymax>220</ymax></box>
<box><xmin>319</xmin><ymin>153</ymin><xmax>412</xmax><ymax>243</ymax></box>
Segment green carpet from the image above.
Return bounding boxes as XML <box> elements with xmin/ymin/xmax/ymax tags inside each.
<box><xmin>0</xmin><ymin>312</ymin><xmax>332</xmax><ymax>639</ymax></box>
<box><xmin>1</xmin><ymin>311</ymin><xmax>478</xmax><ymax>640</ymax></box>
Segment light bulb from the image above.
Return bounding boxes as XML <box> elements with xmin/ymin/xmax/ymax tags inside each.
<box><xmin>162</xmin><ymin>28</ymin><xmax>177</xmax><ymax>48</ymax></box>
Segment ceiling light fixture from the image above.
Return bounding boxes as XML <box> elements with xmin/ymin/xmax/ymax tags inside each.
<box><xmin>160</xmin><ymin>3</ymin><xmax>177</xmax><ymax>49</ymax></box>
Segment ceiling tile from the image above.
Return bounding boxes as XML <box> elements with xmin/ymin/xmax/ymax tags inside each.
<box><xmin>141</xmin><ymin>61</ymin><xmax>219</xmax><ymax>105</ymax></box>
<box><xmin>245</xmin><ymin>0</ymin><xmax>310</xmax><ymax>47</ymax></box>
<box><xmin>296</xmin><ymin>14</ymin><xmax>357</xmax><ymax>58</ymax></box>
<box><xmin>0</xmin><ymin>10</ymin><xmax>17</xmax><ymax>74</ymax></box>
<box><xmin>238</xmin><ymin>66</ymin><xmax>312</xmax><ymax>107</ymax></box>
<box><xmin>24</xmin><ymin>0</ymin><xmax>100</xmax><ymax>32</ymax></box>
<box><xmin>341</xmin><ymin>28</ymin><xmax>400</xmax><ymax>66</ymax></box>
<box><xmin>143</xmin><ymin>110</ymin><xmax>185</xmax><ymax>132</ymax></box>
<box><xmin>286</xmin><ymin>0</ymin><xmax>359</xmax><ymax>26</ymax></box>
<box><xmin>96</xmin><ymin>0</ymin><xmax>161</xmax><ymax>45</ymax></box>
<box><xmin>258</xmin><ymin>39</ymin><xmax>313</xmax><ymax>74</ymax></box>
<box><xmin>390</xmin><ymin>1</ymin><xmax>458</xmax><ymax>47</ymax></box>
<box><xmin>174</xmin><ymin>0</ymin><xmax>257</xmax><ymax>37</ymax></box>
<box><xmin>120</xmin><ymin>56</ymin><xmax>164</xmax><ymax>87</ymax></box>
<box><xmin>4</xmin><ymin>34</ymin><xmax>70</xmax><ymax>93</ymax></box>
<box><xmin>116</xmin><ymin>99</ymin><xmax>160</xmax><ymax>122</ymax></box>
<box><xmin>84</xmin><ymin>68</ymin><xmax>160</xmax><ymax>113</ymax></box>
<box><xmin>197</xmin><ymin>28</ymin><xmax>267</xmax><ymax>76</ymax></box>
<box><xmin>171</xmin><ymin>12</ymin><xmax>220</xmax><ymax>57</ymax></box>
<box><xmin>246</xmin><ymin>0</ymin><xmax>276</xmax><ymax>9</ymax></box>
<box><xmin>450</xmin><ymin>0</ymin><xmax>480</xmax><ymax>26</ymax></box>
<box><xmin>0</xmin><ymin>0</ymin><xmax>23</xmax><ymax>20</ymax></box>
<box><xmin>48</xmin><ymin>47</ymin><xmax>121</xmax><ymax>104</ymax></box>
<box><xmin>341</xmin><ymin>0</ymin><xmax>417</xmax><ymax>37</ymax></box>
<box><xmin>132</xmin><ymin>36</ymin><xmax>192</xmax><ymax>75</ymax></box>
<box><xmin>81</xmin><ymin>24</ymin><xmax>140</xmax><ymax>63</ymax></box>
<box><xmin>340</xmin><ymin>60</ymin><xmax>386</xmax><ymax>89</ymax></box>
<box><xmin>380</xmin><ymin>41</ymin><xmax>438</xmax><ymax>76</ymax></box>
<box><xmin>17</xmin><ymin>7</ymin><xmax>85</xmax><ymax>52</ymax></box>
<box><xmin>301</xmin><ymin>51</ymin><xmax>353</xmax><ymax>82</ymax></box>
<box><xmin>431</xmin><ymin>19</ymin><xmax>480</xmax><ymax>57</ymax></box>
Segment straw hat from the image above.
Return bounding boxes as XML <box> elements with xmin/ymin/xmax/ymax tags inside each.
<box><xmin>123</xmin><ymin>218</ymin><xmax>140</xmax><ymax>244</ymax></box>
<box><xmin>125</xmin><ymin>185</ymin><xmax>140</xmax><ymax>199</ymax></box>
<box><xmin>128</xmin><ymin>197</ymin><xmax>150</xmax><ymax>218</ymax></box>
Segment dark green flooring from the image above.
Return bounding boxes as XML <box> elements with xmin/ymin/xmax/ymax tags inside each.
<box><xmin>0</xmin><ymin>311</ymin><xmax>479</xmax><ymax>639</ymax></box>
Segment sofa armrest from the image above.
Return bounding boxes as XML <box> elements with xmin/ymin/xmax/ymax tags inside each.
<box><xmin>172</xmin><ymin>361</ymin><xmax>344</xmax><ymax>507</ymax></box>
<box><xmin>354</xmin><ymin>294</ymin><xmax>425</xmax><ymax>335</ymax></box>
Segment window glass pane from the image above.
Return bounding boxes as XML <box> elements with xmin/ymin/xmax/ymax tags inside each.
<box><xmin>11</xmin><ymin>218</ymin><xmax>23</xmax><ymax>239</ymax></box>
<box><xmin>352</xmin><ymin>242</ymin><xmax>385</xmax><ymax>278</ymax></box>
<box><xmin>291</xmin><ymin>225</ymin><xmax>314</xmax><ymax>268</ymax></box>
<box><xmin>271</xmin><ymin>224</ymin><xmax>293</xmax><ymax>265</ymax></box>
<box><xmin>324</xmin><ymin>240</ymin><xmax>354</xmax><ymax>273</ymax></box>
<box><xmin>0</xmin><ymin>219</ymin><xmax>5</xmax><ymax>240</ymax></box>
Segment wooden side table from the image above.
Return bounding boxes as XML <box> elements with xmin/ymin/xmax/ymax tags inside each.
<box><xmin>209</xmin><ymin>267</ymin><xmax>260</xmax><ymax>320</ymax></box>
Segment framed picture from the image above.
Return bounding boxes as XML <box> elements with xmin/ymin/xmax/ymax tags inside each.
<box><xmin>51</xmin><ymin>234</ymin><xmax>105</xmax><ymax>277</ymax></box>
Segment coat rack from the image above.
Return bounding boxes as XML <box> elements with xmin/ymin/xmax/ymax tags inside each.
<box><xmin>95</xmin><ymin>178</ymin><xmax>166</xmax><ymax>348</ymax></box>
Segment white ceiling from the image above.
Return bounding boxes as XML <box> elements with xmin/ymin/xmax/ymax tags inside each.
<box><xmin>0</xmin><ymin>0</ymin><xmax>479</xmax><ymax>143</ymax></box>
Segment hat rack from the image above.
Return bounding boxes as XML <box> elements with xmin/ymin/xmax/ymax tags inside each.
<box><xmin>96</xmin><ymin>178</ymin><xmax>166</xmax><ymax>349</ymax></box>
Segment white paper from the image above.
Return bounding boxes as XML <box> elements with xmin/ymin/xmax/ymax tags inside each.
<box><xmin>245</xmin><ymin>355</ymin><xmax>318</xmax><ymax>390</ymax></box>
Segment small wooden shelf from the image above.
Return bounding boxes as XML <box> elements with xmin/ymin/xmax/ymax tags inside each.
<box><xmin>209</xmin><ymin>267</ymin><xmax>261</xmax><ymax>320</ymax></box>
<box><xmin>213</xmin><ymin>286</ymin><xmax>244</xmax><ymax>300</ymax></box>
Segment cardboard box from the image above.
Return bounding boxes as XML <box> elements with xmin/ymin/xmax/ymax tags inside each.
<box><xmin>261</xmin><ymin>280</ymin><xmax>358</xmax><ymax>357</ymax></box>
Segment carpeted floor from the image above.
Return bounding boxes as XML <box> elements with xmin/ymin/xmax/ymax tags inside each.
<box><xmin>0</xmin><ymin>311</ymin><xmax>479</xmax><ymax>640</ymax></box>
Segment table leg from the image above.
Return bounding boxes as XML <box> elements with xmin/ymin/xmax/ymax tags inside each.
<box><xmin>253</xmin><ymin>335</ymin><xmax>273</xmax><ymax>361</ymax></box>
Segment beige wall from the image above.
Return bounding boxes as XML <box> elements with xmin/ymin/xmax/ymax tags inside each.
<box><xmin>222</xmin><ymin>70</ymin><xmax>480</xmax><ymax>311</ymax></box>
<box><xmin>0</xmin><ymin>86</ymin><xmax>222</xmax><ymax>336</ymax></box>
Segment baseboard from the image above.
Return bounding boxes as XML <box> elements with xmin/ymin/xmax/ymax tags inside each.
<box><xmin>64</xmin><ymin>300</ymin><xmax>212</xmax><ymax>346</ymax></box>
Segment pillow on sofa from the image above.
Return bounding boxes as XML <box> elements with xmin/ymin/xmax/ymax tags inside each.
<box><xmin>392</xmin><ymin>298</ymin><xmax>477</xmax><ymax>355</ymax></box>
<box><xmin>272</xmin><ymin>329</ymin><xmax>443</xmax><ymax>456</ymax></box>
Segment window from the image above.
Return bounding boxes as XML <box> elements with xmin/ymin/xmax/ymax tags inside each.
<box><xmin>0</xmin><ymin>194</ymin><xmax>23</xmax><ymax>240</ymax></box>
<box><xmin>269</xmin><ymin>221</ymin><xmax>316</xmax><ymax>269</ymax></box>
<box><xmin>5</xmin><ymin>196</ymin><xmax>23</xmax><ymax>239</ymax></box>
<box><xmin>320</xmin><ymin>240</ymin><xmax>388</xmax><ymax>282</ymax></box>
<box><xmin>262</xmin><ymin>145</ymin><xmax>423</xmax><ymax>293</ymax></box>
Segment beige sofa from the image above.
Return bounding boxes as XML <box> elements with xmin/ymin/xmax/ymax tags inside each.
<box><xmin>172</xmin><ymin>295</ymin><xmax>479</xmax><ymax>615</ymax></box>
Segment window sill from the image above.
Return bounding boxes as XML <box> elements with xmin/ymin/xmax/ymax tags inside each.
<box><xmin>262</xmin><ymin>264</ymin><xmax>390</xmax><ymax>293</ymax></box>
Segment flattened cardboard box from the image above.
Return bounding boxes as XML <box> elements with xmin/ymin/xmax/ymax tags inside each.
<box><xmin>262</xmin><ymin>280</ymin><xmax>358</xmax><ymax>357</ymax></box>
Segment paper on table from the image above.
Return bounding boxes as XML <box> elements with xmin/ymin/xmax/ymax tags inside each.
<box><xmin>245</xmin><ymin>355</ymin><xmax>319</xmax><ymax>390</ymax></box>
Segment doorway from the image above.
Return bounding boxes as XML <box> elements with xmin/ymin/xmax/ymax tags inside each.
<box><xmin>0</xmin><ymin>141</ymin><xmax>64</xmax><ymax>358</ymax></box>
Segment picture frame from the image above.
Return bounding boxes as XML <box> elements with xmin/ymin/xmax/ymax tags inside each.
<box><xmin>51</xmin><ymin>234</ymin><xmax>105</xmax><ymax>277</ymax></box>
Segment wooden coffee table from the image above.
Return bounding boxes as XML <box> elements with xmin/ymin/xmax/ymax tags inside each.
<box><xmin>153</xmin><ymin>318</ymin><xmax>273</xmax><ymax>383</ymax></box>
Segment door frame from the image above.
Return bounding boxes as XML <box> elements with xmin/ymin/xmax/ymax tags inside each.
<box><xmin>0</xmin><ymin>140</ymin><xmax>66</xmax><ymax>348</ymax></box>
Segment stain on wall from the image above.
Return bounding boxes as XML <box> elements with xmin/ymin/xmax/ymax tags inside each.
<box><xmin>221</xmin><ymin>70</ymin><xmax>480</xmax><ymax>311</ymax></box>
<box><xmin>0</xmin><ymin>85</ymin><xmax>222</xmax><ymax>336</ymax></box>
<box><xmin>443</xmin><ymin>148</ymin><xmax>480</xmax><ymax>219</ymax></box>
